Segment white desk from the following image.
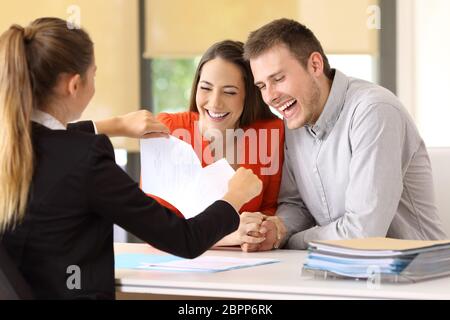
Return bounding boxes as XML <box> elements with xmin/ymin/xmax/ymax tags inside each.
<box><xmin>114</xmin><ymin>243</ymin><xmax>450</xmax><ymax>300</ymax></box>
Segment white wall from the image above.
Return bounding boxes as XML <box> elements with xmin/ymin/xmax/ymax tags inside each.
<box><xmin>398</xmin><ymin>1</ymin><xmax>450</xmax><ymax>237</ymax></box>
<box><xmin>397</xmin><ymin>0</ymin><xmax>450</xmax><ymax>147</ymax></box>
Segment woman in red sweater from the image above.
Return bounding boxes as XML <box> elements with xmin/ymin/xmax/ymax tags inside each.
<box><xmin>154</xmin><ymin>41</ymin><xmax>284</xmax><ymax>249</ymax></box>
<box><xmin>98</xmin><ymin>41</ymin><xmax>284</xmax><ymax>250</ymax></box>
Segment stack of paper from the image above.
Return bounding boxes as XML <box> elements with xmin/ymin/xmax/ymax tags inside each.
<box><xmin>303</xmin><ymin>238</ymin><xmax>450</xmax><ymax>282</ymax></box>
<box><xmin>140</xmin><ymin>136</ymin><xmax>235</xmax><ymax>218</ymax></box>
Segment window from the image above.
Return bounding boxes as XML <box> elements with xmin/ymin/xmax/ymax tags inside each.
<box><xmin>151</xmin><ymin>58</ymin><xmax>200</xmax><ymax>114</ymax></box>
<box><xmin>328</xmin><ymin>54</ymin><xmax>376</xmax><ymax>83</ymax></box>
<box><xmin>151</xmin><ymin>55</ymin><xmax>376</xmax><ymax>116</ymax></box>
<box><xmin>397</xmin><ymin>0</ymin><xmax>450</xmax><ymax>147</ymax></box>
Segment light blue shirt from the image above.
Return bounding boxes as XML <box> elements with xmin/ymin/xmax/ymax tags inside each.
<box><xmin>278</xmin><ymin>69</ymin><xmax>447</xmax><ymax>249</ymax></box>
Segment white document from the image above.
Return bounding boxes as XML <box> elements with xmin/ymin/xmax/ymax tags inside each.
<box><xmin>137</xmin><ymin>256</ymin><xmax>279</xmax><ymax>273</ymax></box>
<box><xmin>140</xmin><ymin>136</ymin><xmax>235</xmax><ymax>218</ymax></box>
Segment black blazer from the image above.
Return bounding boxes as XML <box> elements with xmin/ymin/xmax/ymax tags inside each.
<box><xmin>1</xmin><ymin>121</ymin><xmax>239</xmax><ymax>299</ymax></box>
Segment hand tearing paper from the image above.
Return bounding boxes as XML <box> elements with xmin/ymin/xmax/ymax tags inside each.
<box><xmin>140</xmin><ymin>136</ymin><xmax>235</xmax><ymax>218</ymax></box>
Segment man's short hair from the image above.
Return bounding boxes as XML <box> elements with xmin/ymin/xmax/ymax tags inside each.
<box><xmin>244</xmin><ymin>18</ymin><xmax>333</xmax><ymax>79</ymax></box>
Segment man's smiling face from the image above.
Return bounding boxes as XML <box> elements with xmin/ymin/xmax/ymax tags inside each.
<box><xmin>251</xmin><ymin>44</ymin><xmax>322</xmax><ymax>129</ymax></box>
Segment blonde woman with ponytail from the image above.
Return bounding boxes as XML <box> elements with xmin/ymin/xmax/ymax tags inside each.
<box><xmin>0</xmin><ymin>25</ymin><xmax>34</xmax><ymax>234</ymax></box>
<box><xmin>0</xmin><ymin>17</ymin><xmax>262</xmax><ymax>299</ymax></box>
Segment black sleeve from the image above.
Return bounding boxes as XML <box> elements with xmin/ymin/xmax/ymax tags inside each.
<box><xmin>67</xmin><ymin>121</ymin><xmax>95</xmax><ymax>134</ymax></box>
<box><xmin>86</xmin><ymin>134</ymin><xmax>239</xmax><ymax>259</ymax></box>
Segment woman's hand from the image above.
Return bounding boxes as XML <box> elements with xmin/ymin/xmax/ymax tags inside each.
<box><xmin>222</xmin><ymin>167</ymin><xmax>263</xmax><ymax>212</ymax></box>
<box><xmin>241</xmin><ymin>216</ymin><xmax>287</xmax><ymax>252</ymax></box>
<box><xmin>215</xmin><ymin>212</ymin><xmax>267</xmax><ymax>247</ymax></box>
<box><xmin>237</xmin><ymin>212</ymin><xmax>267</xmax><ymax>244</ymax></box>
<box><xmin>95</xmin><ymin>110</ymin><xmax>169</xmax><ymax>138</ymax></box>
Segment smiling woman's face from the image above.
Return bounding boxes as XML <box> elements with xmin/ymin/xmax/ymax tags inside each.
<box><xmin>196</xmin><ymin>57</ymin><xmax>245</xmax><ymax>134</ymax></box>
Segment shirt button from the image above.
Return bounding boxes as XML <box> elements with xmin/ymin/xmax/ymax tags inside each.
<box><xmin>313</xmin><ymin>168</ymin><xmax>318</xmax><ymax>173</ymax></box>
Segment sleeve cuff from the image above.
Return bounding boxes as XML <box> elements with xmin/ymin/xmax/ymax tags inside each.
<box><xmin>286</xmin><ymin>230</ymin><xmax>309</xmax><ymax>250</ymax></box>
<box><xmin>92</xmin><ymin>121</ymin><xmax>98</xmax><ymax>134</ymax></box>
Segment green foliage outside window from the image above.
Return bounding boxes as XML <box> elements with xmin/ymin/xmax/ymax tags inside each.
<box><xmin>151</xmin><ymin>58</ymin><xmax>200</xmax><ymax>114</ymax></box>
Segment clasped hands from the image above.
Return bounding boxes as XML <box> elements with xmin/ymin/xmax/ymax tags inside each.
<box><xmin>236</xmin><ymin>212</ymin><xmax>286</xmax><ymax>252</ymax></box>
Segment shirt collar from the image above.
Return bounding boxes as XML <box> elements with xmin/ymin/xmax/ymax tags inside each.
<box><xmin>306</xmin><ymin>69</ymin><xmax>349</xmax><ymax>140</ymax></box>
<box><xmin>31</xmin><ymin>109</ymin><xmax>66</xmax><ymax>130</ymax></box>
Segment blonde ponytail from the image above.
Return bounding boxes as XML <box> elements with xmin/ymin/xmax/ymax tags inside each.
<box><xmin>0</xmin><ymin>18</ymin><xmax>93</xmax><ymax>232</ymax></box>
<box><xmin>0</xmin><ymin>25</ymin><xmax>34</xmax><ymax>232</ymax></box>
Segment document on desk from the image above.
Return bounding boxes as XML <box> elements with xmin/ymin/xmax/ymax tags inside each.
<box><xmin>140</xmin><ymin>136</ymin><xmax>235</xmax><ymax>218</ymax></box>
<box><xmin>115</xmin><ymin>253</ymin><xmax>279</xmax><ymax>273</ymax></box>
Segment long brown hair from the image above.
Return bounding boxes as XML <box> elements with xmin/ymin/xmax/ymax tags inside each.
<box><xmin>0</xmin><ymin>17</ymin><xmax>93</xmax><ymax>232</ymax></box>
<box><xmin>188</xmin><ymin>40</ymin><xmax>277</xmax><ymax>128</ymax></box>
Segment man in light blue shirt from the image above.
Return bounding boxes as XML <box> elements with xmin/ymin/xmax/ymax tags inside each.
<box><xmin>243</xmin><ymin>18</ymin><xmax>447</xmax><ymax>250</ymax></box>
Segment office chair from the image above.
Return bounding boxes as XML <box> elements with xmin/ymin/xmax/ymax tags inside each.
<box><xmin>0</xmin><ymin>243</ymin><xmax>34</xmax><ymax>300</ymax></box>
